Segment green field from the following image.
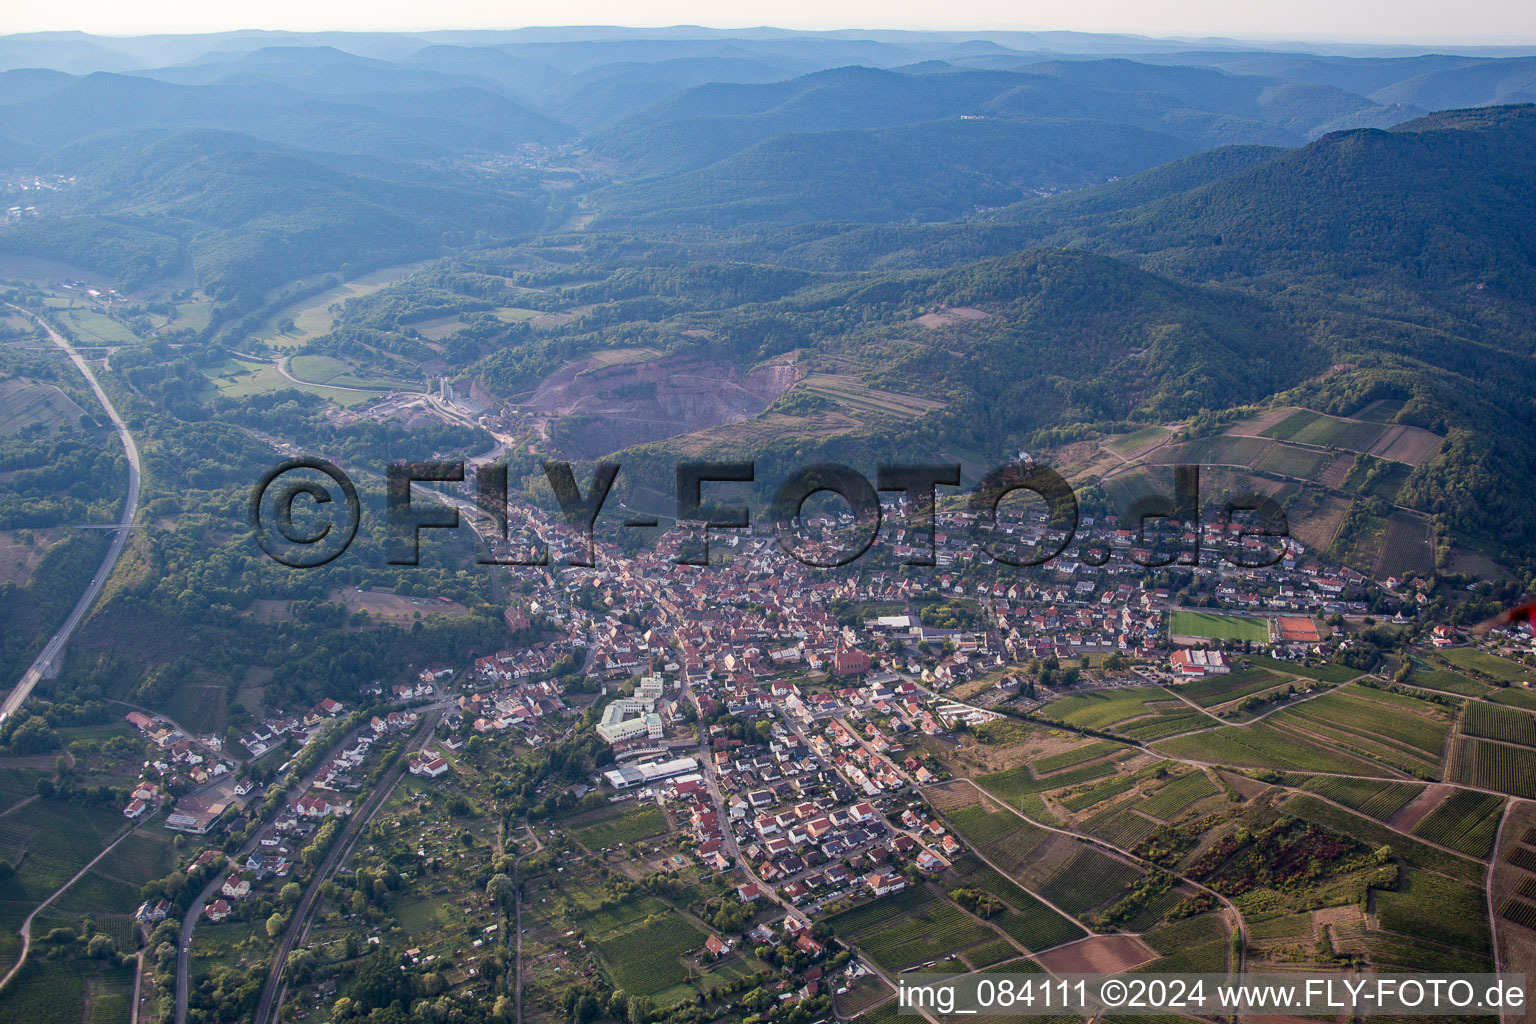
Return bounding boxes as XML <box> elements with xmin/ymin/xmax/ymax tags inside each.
<box><xmin>1033</xmin><ymin>739</ymin><xmax>1125</xmax><ymax>774</ymax></box>
<box><xmin>1298</xmin><ymin>776</ymin><xmax>1423</xmax><ymax>820</ymax></box>
<box><xmin>61</xmin><ymin>308</ymin><xmax>139</xmax><ymax>345</ymax></box>
<box><xmin>1177</xmin><ymin>668</ymin><xmax>1290</xmax><ymax>708</ymax></box>
<box><xmin>1440</xmin><ymin>648</ymin><xmax>1535</xmax><ymax>684</ymax></box>
<box><xmin>1140</xmin><ymin>771</ymin><xmax>1219</xmax><ymax>819</ymax></box>
<box><xmin>1404</xmin><ymin>665</ymin><xmax>1488</xmax><ymax>696</ymax></box>
<box><xmin>1261</xmin><ymin>409</ymin><xmax>1389</xmax><ymax>451</ymax></box>
<box><xmin>1106</xmin><ymin>426</ymin><xmax>1171</xmax><ymax>455</ymax></box>
<box><xmin>202</xmin><ymin>357</ymin><xmax>376</xmax><ymax>407</ymax></box>
<box><xmin>1375</xmin><ymin>871</ymin><xmax>1491</xmax><ymax>957</ymax></box>
<box><xmin>567</xmin><ymin>802</ymin><xmax>669</xmax><ymax>849</ymax></box>
<box><xmin>1247</xmin><ymin>655</ymin><xmax>1361</xmax><ymax>683</ymax></box>
<box><xmin>0</xmin><ymin>379</ymin><xmax>89</xmax><ymax>435</ymax></box>
<box><xmin>247</xmin><ymin>264</ymin><xmax>421</xmax><ymax>350</ymax></box>
<box><xmin>948</xmin><ymin>856</ymin><xmax>1085</xmax><ymax>950</ymax></box>
<box><xmin>287</xmin><ymin>354</ymin><xmax>422</xmax><ymax>391</ymax></box>
<box><xmin>1444</xmin><ymin>737</ymin><xmax>1536</xmax><ymax>798</ymax></box>
<box><xmin>1044</xmin><ymin>687</ymin><xmax>1172</xmax><ymax>730</ymax></box>
<box><xmin>1267</xmin><ymin>688</ymin><xmax>1451</xmax><ymax>776</ymax></box>
<box><xmin>1410</xmin><ymin>791</ymin><xmax>1504</xmax><ymax>858</ymax></box>
<box><xmin>1169</xmin><ymin>611</ymin><xmax>1268</xmax><ymax>642</ymax></box>
<box><xmin>827</xmin><ymin>886</ymin><xmax>996</xmax><ymax>971</ymax></box>
<box><xmin>591</xmin><ymin>912</ymin><xmax>706</xmax><ymax>997</ymax></box>
<box><xmin>1154</xmin><ymin>720</ymin><xmax>1381</xmax><ymax>774</ymax></box>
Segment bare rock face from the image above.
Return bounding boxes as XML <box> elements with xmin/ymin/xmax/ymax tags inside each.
<box><xmin>522</xmin><ymin>352</ymin><xmax>802</xmax><ymax>457</ymax></box>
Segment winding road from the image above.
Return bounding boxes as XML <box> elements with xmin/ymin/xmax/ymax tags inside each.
<box><xmin>1</xmin><ymin>306</ymin><xmax>141</xmax><ymax>724</ymax></box>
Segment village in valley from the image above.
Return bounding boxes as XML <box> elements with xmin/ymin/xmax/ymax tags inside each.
<box><xmin>68</xmin><ymin>486</ymin><xmax>1536</xmax><ymax>1024</ymax></box>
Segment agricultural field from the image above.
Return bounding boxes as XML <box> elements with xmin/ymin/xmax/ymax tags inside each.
<box><xmin>1298</xmin><ymin>776</ymin><xmax>1424</xmax><ymax>820</ymax></box>
<box><xmin>947</xmin><ymin>856</ymin><xmax>1085</xmax><ymax>950</ymax></box>
<box><xmin>1444</xmin><ymin>737</ymin><xmax>1536</xmax><ymax>799</ymax></box>
<box><xmin>826</xmin><ymin>886</ymin><xmax>995</xmax><ymax>971</ymax></box>
<box><xmin>1133</xmin><ymin>914</ymin><xmax>1230</xmax><ymax>973</ymax></box>
<box><xmin>1410</xmin><ymin>791</ymin><xmax>1505</xmax><ymax>857</ymax></box>
<box><xmin>793</xmin><ymin>373</ymin><xmax>944</xmax><ymax>421</ymax></box>
<box><xmin>1252</xmin><ymin>442</ymin><xmax>1330</xmax><ymax>479</ymax></box>
<box><xmin>1176</xmin><ymin>668</ymin><xmax>1290</xmax><ymax>708</ymax></box>
<box><xmin>565</xmin><ymin>801</ymin><xmax>669</xmax><ymax>850</ymax></box>
<box><xmin>0</xmin><ymin>379</ymin><xmax>89</xmax><ymax>435</ymax></box>
<box><xmin>201</xmin><ymin>356</ymin><xmax>376</xmax><ymax>407</ymax></box>
<box><xmin>1460</xmin><ymin>701</ymin><xmax>1536</xmax><ymax>746</ymax></box>
<box><xmin>1283</xmin><ymin>795</ymin><xmax>1486</xmax><ymax>883</ymax></box>
<box><xmin>1265</xmin><ymin>686</ymin><xmax>1452</xmax><ymax>776</ymax></box>
<box><xmin>1042</xmin><ymin>687</ymin><xmax>1174</xmax><ymax>731</ymax></box>
<box><xmin>1404</xmin><ymin>664</ymin><xmax>1488</xmax><ymax>696</ymax></box>
<box><xmin>1105</xmin><ymin>425</ymin><xmax>1172</xmax><ymax>457</ymax></box>
<box><xmin>1139</xmin><ymin>770</ymin><xmax>1220</xmax><ymax>820</ymax></box>
<box><xmin>1081</xmin><ymin>804</ymin><xmax>1158</xmax><ymax>848</ymax></box>
<box><xmin>60</xmin><ymin>308</ymin><xmax>139</xmax><ymax>345</ymax></box>
<box><xmin>1374</xmin><ymin>871</ymin><xmax>1492</xmax><ymax>960</ymax></box>
<box><xmin>944</xmin><ymin>800</ymin><xmax>1054</xmax><ymax>877</ymax></box>
<box><xmin>1246</xmin><ymin>656</ymin><xmax>1361</xmax><ymax>683</ymax></box>
<box><xmin>1153</xmin><ymin>720</ymin><xmax>1382</xmax><ymax>774</ymax></box>
<box><xmin>286</xmin><ymin>354</ymin><xmax>421</xmax><ymax>391</ymax></box>
<box><xmin>1489</xmin><ymin>687</ymin><xmax>1536</xmax><ymax>711</ymax></box>
<box><xmin>976</xmin><ymin>759</ymin><xmax>1117</xmax><ymax>803</ymax></box>
<box><xmin>592</xmin><ymin>913</ymin><xmax>708</xmax><ymax>996</ymax></box>
<box><xmin>1034</xmin><ymin>847</ymin><xmax>1144</xmax><ymax>918</ymax></box>
<box><xmin>1439</xmin><ymin>648</ymin><xmax>1535</xmax><ymax>684</ymax></box>
<box><xmin>1032</xmin><ymin>739</ymin><xmax>1125</xmax><ymax>775</ymax></box>
<box><xmin>247</xmin><ymin>264</ymin><xmax>421</xmax><ymax>350</ymax></box>
<box><xmin>1260</xmin><ymin>409</ymin><xmax>1390</xmax><ymax>452</ymax></box>
<box><xmin>1168</xmin><ymin>611</ymin><xmax>1268</xmax><ymax>642</ymax></box>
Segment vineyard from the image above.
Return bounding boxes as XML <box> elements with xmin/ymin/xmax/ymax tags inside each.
<box><xmin>1283</xmin><ymin>796</ymin><xmax>1486</xmax><ymax>883</ymax></box>
<box><xmin>1374</xmin><ymin>871</ymin><xmax>1491</xmax><ymax>956</ymax></box>
<box><xmin>1135</xmin><ymin>914</ymin><xmax>1229</xmax><ymax>973</ymax></box>
<box><xmin>948</xmin><ymin>856</ymin><xmax>1086</xmax><ymax>950</ymax></box>
<box><xmin>1060</xmin><ymin>775</ymin><xmax>1133</xmax><ymax>812</ymax></box>
<box><xmin>962</xmin><ymin>937</ymin><xmax>1018</xmax><ymax>968</ymax></box>
<box><xmin>1154</xmin><ymin>721</ymin><xmax>1380</xmax><ymax>774</ymax></box>
<box><xmin>1409</xmin><ymin>791</ymin><xmax>1505</xmax><ymax>857</ymax></box>
<box><xmin>1034</xmin><ymin>740</ymin><xmax>1126</xmax><ymax>775</ymax></box>
<box><xmin>945</xmin><ymin>802</ymin><xmax>1053</xmax><ymax>875</ymax></box>
<box><xmin>1298</xmin><ymin>776</ymin><xmax>1424</xmax><ymax>819</ymax></box>
<box><xmin>1177</xmin><ymin>669</ymin><xmax>1289</xmax><ymax>708</ymax></box>
<box><xmin>1083</xmin><ymin>805</ymin><xmax>1158</xmax><ymax>849</ymax></box>
<box><xmin>1460</xmin><ymin>701</ymin><xmax>1536</xmax><ymax>746</ymax></box>
<box><xmin>1036</xmin><ymin>848</ymin><xmax>1144</xmax><ymax>917</ymax></box>
<box><xmin>976</xmin><ymin>760</ymin><xmax>1116</xmax><ymax>803</ymax></box>
<box><xmin>826</xmin><ymin>886</ymin><xmax>997</xmax><ymax>970</ymax></box>
<box><xmin>592</xmin><ymin>913</ymin><xmax>707</xmax><ymax>996</ymax></box>
<box><xmin>1046</xmin><ymin>688</ymin><xmax>1170</xmax><ymax>730</ymax></box>
<box><xmin>1444</xmin><ymin>737</ymin><xmax>1536</xmax><ymax>798</ymax></box>
<box><xmin>1140</xmin><ymin>771</ymin><xmax>1220</xmax><ymax>819</ymax></box>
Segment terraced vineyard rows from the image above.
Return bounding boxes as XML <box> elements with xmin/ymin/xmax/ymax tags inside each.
<box><xmin>1036</xmin><ymin>848</ymin><xmax>1144</xmax><ymax>917</ymax></box>
<box><xmin>1444</xmin><ymin>737</ymin><xmax>1536</xmax><ymax>798</ymax></box>
<box><xmin>826</xmin><ymin>887</ymin><xmax>998</xmax><ymax>971</ymax></box>
<box><xmin>1140</xmin><ymin>771</ymin><xmax>1220</xmax><ymax>819</ymax></box>
<box><xmin>1409</xmin><ymin>791</ymin><xmax>1505</xmax><ymax>857</ymax></box>
<box><xmin>1461</xmin><ymin>701</ymin><xmax>1536</xmax><ymax>746</ymax></box>
<box><xmin>1298</xmin><ymin>776</ymin><xmax>1423</xmax><ymax>819</ymax></box>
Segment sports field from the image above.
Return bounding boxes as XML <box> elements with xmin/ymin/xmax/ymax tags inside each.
<box><xmin>1169</xmin><ymin>611</ymin><xmax>1269</xmax><ymax>642</ymax></box>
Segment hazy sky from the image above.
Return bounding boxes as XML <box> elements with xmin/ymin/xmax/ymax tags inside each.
<box><xmin>5</xmin><ymin>0</ymin><xmax>1535</xmax><ymax>43</ymax></box>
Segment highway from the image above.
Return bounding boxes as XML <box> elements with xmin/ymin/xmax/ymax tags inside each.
<box><xmin>1</xmin><ymin>306</ymin><xmax>141</xmax><ymax>724</ymax></box>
